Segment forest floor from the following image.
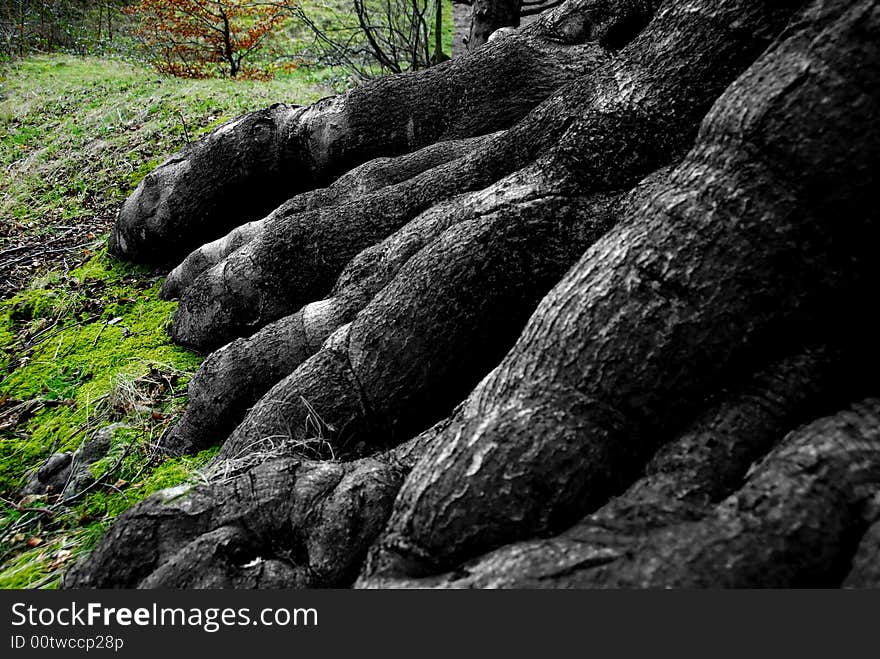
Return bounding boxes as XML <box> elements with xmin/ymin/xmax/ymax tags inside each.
<box><xmin>0</xmin><ymin>54</ymin><xmax>336</xmax><ymax>587</ymax></box>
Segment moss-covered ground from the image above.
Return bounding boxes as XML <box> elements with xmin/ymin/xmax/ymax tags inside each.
<box><xmin>0</xmin><ymin>55</ymin><xmax>336</xmax><ymax>588</ymax></box>
<box><xmin>0</xmin><ymin>249</ymin><xmax>223</xmax><ymax>588</ymax></box>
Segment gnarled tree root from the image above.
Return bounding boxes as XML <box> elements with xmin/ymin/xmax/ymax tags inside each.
<box><xmin>162</xmin><ymin>0</ymin><xmax>802</xmax><ymax>456</ymax></box>
<box><xmin>365</xmin><ymin>397</ymin><xmax>880</xmax><ymax>588</ymax></box>
<box><xmin>66</xmin><ymin>0</ymin><xmax>880</xmax><ymax>590</ymax></box>
<box><xmin>64</xmin><ymin>428</ymin><xmax>438</xmax><ymax>588</ymax></box>
<box><xmin>363</xmin><ymin>0</ymin><xmax>880</xmax><ymax>577</ymax></box>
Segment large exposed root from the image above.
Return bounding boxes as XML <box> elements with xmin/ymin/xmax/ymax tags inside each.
<box><xmin>111</xmin><ymin>0</ymin><xmax>656</xmax><ymax>264</ymax></box>
<box><xmin>215</xmin><ymin>190</ymin><xmax>625</xmax><ymax>459</ymax></box>
<box><xmin>160</xmin><ymin>133</ymin><xmax>496</xmax><ymax>299</ymax></box>
<box><xmin>365</xmin><ymin>397</ymin><xmax>880</xmax><ymax>588</ymax></box>
<box><xmin>64</xmin><ymin>426</ymin><xmax>441</xmax><ymax>588</ymax></box>
<box><xmin>363</xmin><ymin>0</ymin><xmax>880</xmax><ymax>578</ymax></box>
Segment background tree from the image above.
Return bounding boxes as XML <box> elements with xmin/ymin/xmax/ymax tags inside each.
<box><xmin>291</xmin><ymin>0</ymin><xmax>448</xmax><ymax>79</ymax></box>
<box><xmin>451</xmin><ymin>0</ymin><xmax>560</xmax><ymax>54</ymax></box>
<box><xmin>466</xmin><ymin>0</ymin><xmax>521</xmax><ymax>51</ymax></box>
<box><xmin>124</xmin><ymin>0</ymin><xmax>287</xmax><ymax>78</ymax></box>
<box><xmin>0</xmin><ymin>0</ymin><xmax>134</xmax><ymax>60</ymax></box>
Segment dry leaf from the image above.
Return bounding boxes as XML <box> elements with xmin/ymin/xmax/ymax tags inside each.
<box><xmin>18</xmin><ymin>493</ymin><xmax>47</xmax><ymax>507</ymax></box>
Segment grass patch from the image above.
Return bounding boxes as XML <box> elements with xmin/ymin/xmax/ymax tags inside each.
<box><xmin>0</xmin><ymin>54</ymin><xmax>335</xmax><ymax>234</ymax></box>
<box><xmin>0</xmin><ymin>54</ymin><xmax>336</xmax><ymax>588</ymax></box>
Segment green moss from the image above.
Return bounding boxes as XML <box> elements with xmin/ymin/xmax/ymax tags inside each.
<box><xmin>87</xmin><ymin>426</ymin><xmax>139</xmax><ymax>479</ymax></box>
<box><xmin>0</xmin><ymin>536</ymin><xmax>72</xmax><ymax>589</ymax></box>
<box><xmin>0</xmin><ymin>248</ymin><xmax>215</xmax><ymax>588</ymax></box>
<box><xmin>7</xmin><ymin>288</ymin><xmax>64</xmax><ymax>323</ymax></box>
<box><xmin>78</xmin><ymin>446</ymin><xmax>218</xmax><ymax>520</ymax></box>
<box><xmin>0</xmin><ymin>250</ymin><xmax>201</xmax><ymax>491</ymax></box>
<box><xmin>0</xmin><ymin>442</ymin><xmax>218</xmax><ymax>589</ymax></box>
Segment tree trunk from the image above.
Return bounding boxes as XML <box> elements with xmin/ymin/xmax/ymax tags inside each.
<box><xmin>66</xmin><ymin>0</ymin><xmax>880</xmax><ymax>589</ymax></box>
<box><xmin>434</xmin><ymin>0</ymin><xmax>444</xmax><ymax>60</ymax></box>
<box><xmin>365</xmin><ymin>0</ymin><xmax>880</xmax><ymax>577</ymax></box>
<box><xmin>468</xmin><ymin>0</ymin><xmax>522</xmax><ymax>51</ymax></box>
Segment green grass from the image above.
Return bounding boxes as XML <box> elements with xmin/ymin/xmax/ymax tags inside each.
<box><xmin>0</xmin><ymin>54</ymin><xmax>335</xmax><ymax>232</ymax></box>
<box><xmin>0</xmin><ymin>54</ymin><xmax>336</xmax><ymax>589</ymax></box>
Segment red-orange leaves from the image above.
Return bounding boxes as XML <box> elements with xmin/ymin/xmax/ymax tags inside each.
<box><xmin>125</xmin><ymin>0</ymin><xmax>288</xmax><ymax>79</ymax></box>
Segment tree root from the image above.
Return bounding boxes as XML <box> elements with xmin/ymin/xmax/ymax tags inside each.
<box><xmin>365</xmin><ymin>397</ymin><xmax>880</xmax><ymax>588</ymax></box>
<box><xmin>364</xmin><ymin>0</ymin><xmax>880</xmax><ymax>576</ymax></box>
<box><xmin>66</xmin><ymin>0</ymin><xmax>880</xmax><ymax>590</ymax></box>
<box><xmin>64</xmin><ymin>428</ymin><xmax>439</xmax><ymax>588</ymax></box>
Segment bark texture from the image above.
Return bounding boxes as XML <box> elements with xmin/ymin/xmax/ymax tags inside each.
<box><xmin>160</xmin><ymin>133</ymin><xmax>495</xmax><ymax>299</ymax></box>
<box><xmin>162</xmin><ymin>0</ymin><xmax>802</xmax><ymax>458</ymax></box>
<box><xmin>843</xmin><ymin>493</ymin><xmax>880</xmax><ymax>587</ymax></box>
<box><xmin>65</xmin><ymin>0</ymin><xmax>880</xmax><ymax>589</ymax></box>
<box><xmin>374</xmin><ymin>398</ymin><xmax>880</xmax><ymax>588</ymax></box>
<box><xmin>365</xmin><ymin>0</ymin><xmax>880</xmax><ymax>577</ymax></box>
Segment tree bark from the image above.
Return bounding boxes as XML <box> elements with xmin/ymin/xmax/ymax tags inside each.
<box><xmin>364</xmin><ymin>0</ymin><xmax>880</xmax><ymax>577</ymax></box>
<box><xmin>843</xmin><ymin>492</ymin><xmax>880</xmax><ymax>588</ymax></box>
<box><xmin>65</xmin><ymin>0</ymin><xmax>880</xmax><ymax>590</ymax></box>
<box><xmin>371</xmin><ymin>397</ymin><xmax>880</xmax><ymax>588</ymax></box>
